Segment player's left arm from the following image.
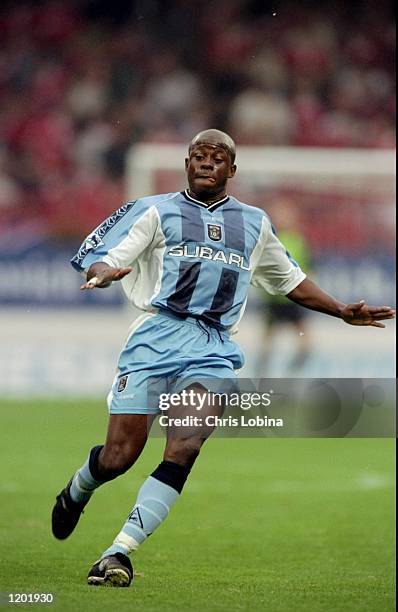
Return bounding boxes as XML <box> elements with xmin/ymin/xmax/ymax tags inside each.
<box><xmin>287</xmin><ymin>278</ymin><xmax>395</xmax><ymax>328</ymax></box>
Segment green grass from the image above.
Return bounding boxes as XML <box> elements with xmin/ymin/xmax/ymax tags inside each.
<box><xmin>0</xmin><ymin>399</ymin><xmax>395</xmax><ymax>612</ymax></box>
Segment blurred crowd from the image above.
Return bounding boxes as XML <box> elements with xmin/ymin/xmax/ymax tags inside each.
<box><xmin>0</xmin><ymin>0</ymin><xmax>395</xmax><ymax>239</ymax></box>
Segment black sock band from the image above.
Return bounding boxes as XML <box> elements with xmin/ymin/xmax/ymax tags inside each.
<box><xmin>88</xmin><ymin>445</ymin><xmax>105</xmax><ymax>482</ymax></box>
<box><xmin>151</xmin><ymin>460</ymin><xmax>191</xmax><ymax>494</ymax></box>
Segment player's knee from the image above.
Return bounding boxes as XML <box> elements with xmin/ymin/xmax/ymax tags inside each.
<box><xmin>99</xmin><ymin>443</ymin><xmax>136</xmax><ymax>478</ymax></box>
<box><xmin>165</xmin><ymin>437</ymin><xmax>203</xmax><ymax>468</ymax></box>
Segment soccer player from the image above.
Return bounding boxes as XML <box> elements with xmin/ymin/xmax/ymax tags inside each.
<box><xmin>51</xmin><ymin>129</ymin><xmax>395</xmax><ymax>587</ymax></box>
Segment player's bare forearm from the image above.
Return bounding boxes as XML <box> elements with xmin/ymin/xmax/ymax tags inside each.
<box><xmin>287</xmin><ymin>278</ymin><xmax>395</xmax><ymax>328</ymax></box>
<box><xmin>80</xmin><ymin>262</ymin><xmax>132</xmax><ymax>290</ymax></box>
<box><xmin>287</xmin><ymin>278</ymin><xmax>345</xmax><ymax>318</ymax></box>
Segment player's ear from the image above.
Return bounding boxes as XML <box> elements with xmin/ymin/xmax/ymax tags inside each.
<box><xmin>184</xmin><ymin>157</ymin><xmax>189</xmax><ymax>171</ymax></box>
<box><xmin>229</xmin><ymin>164</ymin><xmax>237</xmax><ymax>178</ymax></box>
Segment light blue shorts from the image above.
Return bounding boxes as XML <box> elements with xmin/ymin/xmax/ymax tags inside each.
<box><xmin>107</xmin><ymin>311</ymin><xmax>245</xmax><ymax>414</ymax></box>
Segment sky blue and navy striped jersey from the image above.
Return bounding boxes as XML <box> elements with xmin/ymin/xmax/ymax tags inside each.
<box><xmin>71</xmin><ymin>190</ymin><xmax>305</xmax><ymax>331</ymax></box>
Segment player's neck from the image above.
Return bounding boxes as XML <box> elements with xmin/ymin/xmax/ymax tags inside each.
<box><xmin>186</xmin><ymin>188</ymin><xmax>228</xmax><ymax>206</ymax></box>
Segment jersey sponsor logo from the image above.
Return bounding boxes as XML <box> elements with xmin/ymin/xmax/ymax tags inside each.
<box><xmin>168</xmin><ymin>245</ymin><xmax>251</xmax><ymax>271</ymax></box>
<box><xmin>207</xmin><ymin>224</ymin><xmax>222</xmax><ymax>241</ymax></box>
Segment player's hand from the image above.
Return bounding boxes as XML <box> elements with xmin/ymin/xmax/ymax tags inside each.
<box><xmin>341</xmin><ymin>300</ymin><xmax>395</xmax><ymax>328</ymax></box>
<box><xmin>80</xmin><ymin>267</ymin><xmax>132</xmax><ymax>290</ymax></box>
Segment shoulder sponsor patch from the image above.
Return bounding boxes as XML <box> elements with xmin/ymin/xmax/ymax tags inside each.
<box><xmin>207</xmin><ymin>224</ymin><xmax>222</xmax><ymax>241</ymax></box>
<box><xmin>84</xmin><ymin>233</ymin><xmax>104</xmax><ymax>251</ymax></box>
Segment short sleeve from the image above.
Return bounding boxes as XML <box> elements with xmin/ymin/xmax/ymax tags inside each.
<box><xmin>250</xmin><ymin>215</ymin><xmax>306</xmax><ymax>295</ymax></box>
<box><xmin>71</xmin><ymin>200</ymin><xmax>159</xmax><ymax>273</ymax></box>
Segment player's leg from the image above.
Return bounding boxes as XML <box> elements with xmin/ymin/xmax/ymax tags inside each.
<box><xmin>91</xmin><ymin>385</ymin><xmax>219</xmax><ymax>582</ymax></box>
<box><xmin>87</xmin><ymin>316</ymin><xmax>235</xmax><ymax>587</ymax></box>
<box><xmin>100</xmin><ymin>323</ymin><xmax>242</xmax><ymax>565</ymax></box>
<box><xmin>52</xmin><ymin>413</ymin><xmax>151</xmax><ymax>540</ymax></box>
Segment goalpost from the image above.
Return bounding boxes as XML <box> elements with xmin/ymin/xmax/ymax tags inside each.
<box><xmin>125</xmin><ymin>144</ymin><xmax>395</xmax><ymax>377</ymax></box>
<box><xmin>125</xmin><ymin>143</ymin><xmax>395</xmax><ymax>299</ymax></box>
<box><xmin>126</xmin><ymin>142</ymin><xmax>395</xmax><ymax>287</ymax></box>
<box><xmin>126</xmin><ymin>144</ymin><xmax>395</xmax><ymax>199</ymax></box>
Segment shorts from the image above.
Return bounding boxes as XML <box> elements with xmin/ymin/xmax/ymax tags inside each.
<box><xmin>107</xmin><ymin>310</ymin><xmax>245</xmax><ymax>414</ymax></box>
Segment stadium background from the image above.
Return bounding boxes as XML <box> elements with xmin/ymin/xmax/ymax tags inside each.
<box><xmin>0</xmin><ymin>0</ymin><xmax>395</xmax><ymax>396</ymax></box>
<box><xmin>0</xmin><ymin>2</ymin><xmax>395</xmax><ymax>610</ymax></box>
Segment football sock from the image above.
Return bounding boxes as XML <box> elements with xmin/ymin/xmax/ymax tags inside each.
<box><xmin>101</xmin><ymin>460</ymin><xmax>190</xmax><ymax>558</ymax></box>
<box><xmin>69</xmin><ymin>445</ymin><xmax>105</xmax><ymax>504</ymax></box>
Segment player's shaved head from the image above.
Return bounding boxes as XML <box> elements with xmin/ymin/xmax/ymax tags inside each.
<box><xmin>189</xmin><ymin>129</ymin><xmax>236</xmax><ymax>163</ymax></box>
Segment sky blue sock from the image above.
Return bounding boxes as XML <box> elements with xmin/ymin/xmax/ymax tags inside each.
<box><xmin>101</xmin><ymin>461</ymin><xmax>190</xmax><ymax>558</ymax></box>
<box><xmin>70</xmin><ymin>447</ymin><xmax>103</xmax><ymax>504</ymax></box>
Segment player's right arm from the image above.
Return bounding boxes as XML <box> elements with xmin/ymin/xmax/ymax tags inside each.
<box><xmin>287</xmin><ymin>277</ymin><xmax>395</xmax><ymax>328</ymax></box>
<box><xmin>80</xmin><ymin>262</ymin><xmax>133</xmax><ymax>290</ymax></box>
<box><xmin>70</xmin><ymin>199</ymin><xmax>159</xmax><ymax>290</ymax></box>
<box><xmin>250</xmin><ymin>214</ymin><xmax>395</xmax><ymax>328</ymax></box>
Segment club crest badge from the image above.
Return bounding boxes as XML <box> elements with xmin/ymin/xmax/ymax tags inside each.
<box><xmin>117</xmin><ymin>375</ymin><xmax>129</xmax><ymax>393</ymax></box>
<box><xmin>207</xmin><ymin>224</ymin><xmax>222</xmax><ymax>241</ymax></box>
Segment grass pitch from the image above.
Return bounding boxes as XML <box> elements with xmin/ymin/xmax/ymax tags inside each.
<box><xmin>0</xmin><ymin>399</ymin><xmax>395</xmax><ymax>611</ymax></box>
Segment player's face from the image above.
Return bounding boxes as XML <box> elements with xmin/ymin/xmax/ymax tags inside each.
<box><xmin>185</xmin><ymin>144</ymin><xmax>236</xmax><ymax>199</ymax></box>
